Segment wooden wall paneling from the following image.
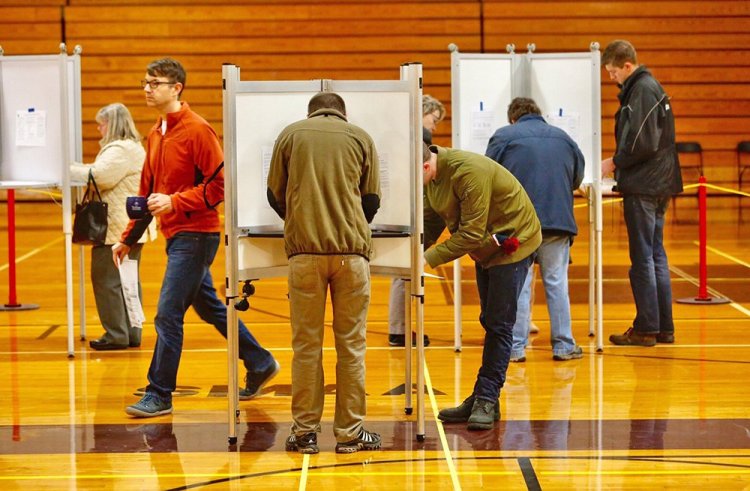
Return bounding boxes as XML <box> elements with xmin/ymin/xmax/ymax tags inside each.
<box><xmin>65</xmin><ymin>2</ymin><xmax>479</xmax><ymax>158</ymax></box>
<box><xmin>0</xmin><ymin>7</ymin><xmax>62</xmax><ymax>54</ymax></box>
<box><xmin>483</xmin><ymin>1</ymin><xmax>750</xmax><ymax>186</ymax></box>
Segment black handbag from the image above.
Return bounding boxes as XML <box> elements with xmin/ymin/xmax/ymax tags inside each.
<box><xmin>72</xmin><ymin>170</ymin><xmax>108</xmax><ymax>245</ymax></box>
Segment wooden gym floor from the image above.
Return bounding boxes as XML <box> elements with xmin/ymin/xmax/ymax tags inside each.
<box><xmin>1</xmin><ymin>197</ymin><xmax>749</xmax><ymax>490</ymax></box>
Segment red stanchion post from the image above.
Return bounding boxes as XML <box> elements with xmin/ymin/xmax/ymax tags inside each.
<box><xmin>6</xmin><ymin>189</ymin><xmax>18</xmax><ymax>307</ymax></box>
<box><xmin>677</xmin><ymin>176</ymin><xmax>729</xmax><ymax>305</ymax></box>
<box><xmin>0</xmin><ymin>189</ymin><xmax>39</xmax><ymax>311</ymax></box>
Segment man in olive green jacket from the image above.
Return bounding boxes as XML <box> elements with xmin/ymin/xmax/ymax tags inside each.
<box><xmin>267</xmin><ymin>92</ymin><xmax>381</xmax><ymax>454</ymax></box>
<box><xmin>423</xmin><ymin>143</ymin><xmax>541</xmax><ymax>430</ymax></box>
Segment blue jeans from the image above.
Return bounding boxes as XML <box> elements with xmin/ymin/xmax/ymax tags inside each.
<box><xmin>473</xmin><ymin>256</ymin><xmax>533</xmax><ymax>403</ymax></box>
<box><xmin>623</xmin><ymin>195</ymin><xmax>675</xmax><ymax>334</ymax></box>
<box><xmin>512</xmin><ymin>235</ymin><xmax>577</xmax><ymax>358</ymax></box>
<box><xmin>146</xmin><ymin>232</ymin><xmax>274</xmax><ymax>400</ymax></box>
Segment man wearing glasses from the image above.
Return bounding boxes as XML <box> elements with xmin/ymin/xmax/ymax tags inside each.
<box><xmin>114</xmin><ymin>57</ymin><xmax>279</xmax><ymax>417</ymax></box>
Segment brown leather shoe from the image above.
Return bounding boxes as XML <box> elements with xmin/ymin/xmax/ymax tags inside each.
<box><xmin>656</xmin><ymin>332</ymin><xmax>675</xmax><ymax>343</ymax></box>
<box><xmin>609</xmin><ymin>327</ymin><xmax>656</xmax><ymax>346</ymax></box>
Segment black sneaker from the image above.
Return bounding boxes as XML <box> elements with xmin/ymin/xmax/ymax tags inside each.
<box><xmin>239</xmin><ymin>359</ymin><xmax>280</xmax><ymax>400</ymax></box>
<box><xmin>467</xmin><ymin>398</ymin><xmax>497</xmax><ymax>431</ymax></box>
<box><xmin>335</xmin><ymin>428</ymin><xmax>382</xmax><ymax>453</ymax></box>
<box><xmin>285</xmin><ymin>432</ymin><xmax>319</xmax><ymax>454</ymax></box>
<box><xmin>438</xmin><ymin>394</ymin><xmax>500</xmax><ymax>423</ymax></box>
<box><xmin>388</xmin><ymin>332</ymin><xmax>430</xmax><ymax>347</ymax></box>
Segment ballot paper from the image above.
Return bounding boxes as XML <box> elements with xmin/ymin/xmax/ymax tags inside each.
<box><xmin>118</xmin><ymin>257</ymin><xmax>145</xmax><ymax>329</ymax></box>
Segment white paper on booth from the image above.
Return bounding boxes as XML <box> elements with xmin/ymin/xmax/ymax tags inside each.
<box><xmin>547</xmin><ymin>111</ymin><xmax>581</xmax><ymax>143</ymax></box>
<box><xmin>118</xmin><ymin>257</ymin><xmax>145</xmax><ymax>329</ymax></box>
<box><xmin>471</xmin><ymin>111</ymin><xmax>495</xmax><ymax>140</ymax></box>
<box><xmin>16</xmin><ymin>109</ymin><xmax>47</xmax><ymax>147</ymax></box>
<box><xmin>378</xmin><ymin>152</ymin><xmax>390</xmax><ymax>200</ymax></box>
<box><xmin>261</xmin><ymin>145</ymin><xmax>273</xmax><ymax>194</ymax></box>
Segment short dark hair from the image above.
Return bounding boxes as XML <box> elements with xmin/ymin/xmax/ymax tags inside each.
<box><xmin>507</xmin><ymin>97</ymin><xmax>541</xmax><ymax>123</ymax></box>
<box><xmin>601</xmin><ymin>40</ymin><xmax>638</xmax><ymax>68</ymax></box>
<box><xmin>422</xmin><ymin>142</ymin><xmax>433</xmax><ymax>163</ymax></box>
<box><xmin>146</xmin><ymin>57</ymin><xmax>186</xmax><ymax>96</ymax></box>
<box><xmin>308</xmin><ymin>92</ymin><xmax>346</xmax><ymax>115</ymax></box>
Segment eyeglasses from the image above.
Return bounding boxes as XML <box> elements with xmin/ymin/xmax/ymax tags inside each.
<box><xmin>140</xmin><ymin>79</ymin><xmax>176</xmax><ymax>90</ymax></box>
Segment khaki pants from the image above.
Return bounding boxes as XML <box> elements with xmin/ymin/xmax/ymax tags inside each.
<box><xmin>288</xmin><ymin>254</ymin><xmax>370</xmax><ymax>442</ymax></box>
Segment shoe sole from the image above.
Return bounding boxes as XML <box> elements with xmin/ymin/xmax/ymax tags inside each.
<box><xmin>125</xmin><ymin>406</ymin><xmax>173</xmax><ymax>418</ymax></box>
<box><xmin>239</xmin><ymin>360</ymin><xmax>281</xmax><ymax>401</ymax></box>
<box><xmin>510</xmin><ymin>357</ymin><xmax>526</xmax><ymax>363</ymax></box>
<box><xmin>286</xmin><ymin>444</ymin><xmax>319</xmax><ymax>454</ymax></box>
<box><xmin>467</xmin><ymin>421</ymin><xmax>495</xmax><ymax>431</ymax></box>
<box><xmin>335</xmin><ymin>442</ymin><xmax>381</xmax><ymax>453</ymax></box>
<box><xmin>609</xmin><ymin>339</ymin><xmax>656</xmax><ymax>347</ymax></box>
<box><xmin>90</xmin><ymin>344</ymin><xmax>128</xmax><ymax>351</ymax></box>
<box><xmin>439</xmin><ymin>412</ymin><xmax>500</xmax><ymax>424</ymax></box>
<box><xmin>553</xmin><ymin>353</ymin><xmax>583</xmax><ymax>361</ymax></box>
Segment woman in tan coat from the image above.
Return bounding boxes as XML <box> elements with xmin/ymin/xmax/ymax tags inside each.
<box><xmin>71</xmin><ymin>103</ymin><xmax>157</xmax><ymax>350</ymax></box>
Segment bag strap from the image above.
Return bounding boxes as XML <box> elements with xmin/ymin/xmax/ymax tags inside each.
<box><xmin>87</xmin><ymin>169</ymin><xmax>104</xmax><ymax>202</ymax></box>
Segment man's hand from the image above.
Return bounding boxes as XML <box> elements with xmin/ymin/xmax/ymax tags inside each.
<box><xmin>147</xmin><ymin>193</ymin><xmax>174</xmax><ymax>216</ymax></box>
<box><xmin>112</xmin><ymin>242</ymin><xmax>131</xmax><ymax>267</ymax></box>
<box><xmin>601</xmin><ymin>157</ymin><xmax>616</xmax><ymax>177</ymax></box>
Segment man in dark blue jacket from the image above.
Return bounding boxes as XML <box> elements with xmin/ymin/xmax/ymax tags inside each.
<box><xmin>601</xmin><ymin>40</ymin><xmax>682</xmax><ymax>347</ymax></box>
<box><xmin>486</xmin><ymin>97</ymin><xmax>585</xmax><ymax>361</ymax></box>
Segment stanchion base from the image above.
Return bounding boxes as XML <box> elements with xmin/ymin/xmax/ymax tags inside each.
<box><xmin>677</xmin><ymin>296</ymin><xmax>730</xmax><ymax>305</ymax></box>
<box><xmin>404</xmin><ymin>407</ymin><xmax>413</xmax><ymax>415</ymax></box>
<box><xmin>0</xmin><ymin>303</ymin><xmax>39</xmax><ymax>311</ymax></box>
<box><xmin>416</xmin><ymin>434</ymin><xmax>425</xmax><ymax>442</ymax></box>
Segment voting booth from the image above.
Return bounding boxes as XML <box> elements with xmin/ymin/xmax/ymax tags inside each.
<box><xmin>0</xmin><ymin>44</ymin><xmax>84</xmax><ymax>356</ymax></box>
<box><xmin>450</xmin><ymin>42</ymin><xmax>604</xmax><ymax>350</ymax></box>
<box><xmin>222</xmin><ymin>63</ymin><xmax>428</xmax><ymax>443</ymax></box>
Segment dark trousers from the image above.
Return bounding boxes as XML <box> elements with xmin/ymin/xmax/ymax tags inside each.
<box><xmin>472</xmin><ymin>255</ymin><xmax>533</xmax><ymax>402</ymax></box>
<box><xmin>91</xmin><ymin>243</ymin><xmax>143</xmax><ymax>346</ymax></box>
<box><xmin>623</xmin><ymin>194</ymin><xmax>675</xmax><ymax>334</ymax></box>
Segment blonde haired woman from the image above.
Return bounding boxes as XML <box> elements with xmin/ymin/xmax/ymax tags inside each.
<box><xmin>71</xmin><ymin>103</ymin><xmax>157</xmax><ymax>350</ymax></box>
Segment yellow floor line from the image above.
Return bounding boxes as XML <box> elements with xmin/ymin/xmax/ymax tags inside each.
<box><xmin>0</xmin><ymin>236</ymin><xmax>64</xmax><ymax>272</ymax></box>
<box><xmin>298</xmin><ymin>453</ymin><xmax>309</xmax><ymax>490</ymax></box>
<box><xmin>423</xmin><ymin>360</ymin><xmax>462</xmax><ymax>491</ymax></box>
<box><xmin>697</xmin><ymin>241</ymin><xmax>750</xmax><ymax>269</ymax></box>
<box><xmin>670</xmin><ymin>265</ymin><xmax>750</xmax><ymax>318</ymax></box>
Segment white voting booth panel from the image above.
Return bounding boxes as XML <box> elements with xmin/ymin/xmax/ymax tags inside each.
<box><xmin>0</xmin><ymin>47</ymin><xmax>83</xmax><ymax>356</ymax></box>
<box><xmin>451</xmin><ymin>55</ymin><xmax>514</xmax><ymax>156</ymax></box>
<box><xmin>450</xmin><ymin>44</ymin><xmax>603</xmax><ymax>351</ymax></box>
<box><xmin>529</xmin><ymin>54</ymin><xmax>599</xmax><ymax>185</ymax></box>
<box><xmin>0</xmin><ymin>53</ymin><xmax>80</xmax><ymax>183</ymax></box>
<box><xmin>223</xmin><ymin>65</ymin><xmax>425</xmax><ymax>444</ymax></box>
<box><xmin>238</xmin><ymin>235</ymin><xmax>412</xmax><ymax>279</ymax></box>
<box><xmin>233</xmin><ymin>87</ymin><xmax>414</xmax><ymax>278</ymax></box>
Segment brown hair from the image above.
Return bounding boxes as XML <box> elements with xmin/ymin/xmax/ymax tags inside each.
<box><xmin>601</xmin><ymin>40</ymin><xmax>638</xmax><ymax>68</ymax></box>
<box><xmin>308</xmin><ymin>92</ymin><xmax>346</xmax><ymax>116</ymax></box>
<box><xmin>507</xmin><ymin>97</ymin><xmax>541</xmax><ymax>124</ymax></box>
<box><xmin>146</xmin><ymin>58</ymin><xmax>186</xmax><ymax>97</ymax></box>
